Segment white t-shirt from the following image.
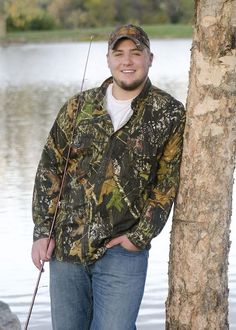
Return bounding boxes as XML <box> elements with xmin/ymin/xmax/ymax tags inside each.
<box><xmin>105</xmin><ymin>84</ymin><xmax>134</xmax><ymax>132</ymax></box>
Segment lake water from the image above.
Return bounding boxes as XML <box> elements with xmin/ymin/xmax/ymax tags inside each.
<box><xmin>0</xmin><ymin>39</ymin><xmax>235</xmax><ymax>329</ymax></box>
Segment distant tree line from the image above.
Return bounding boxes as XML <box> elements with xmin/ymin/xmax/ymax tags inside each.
<box><xmin>4</xmin><ymin>0</ymin><xmax>193</xmax><ymax>31</ymax></box>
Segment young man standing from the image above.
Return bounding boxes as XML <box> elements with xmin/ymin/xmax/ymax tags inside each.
<box><xmin>31</xmin><ymin>24</ymin><xmax>185</xmax><ymax>330</ymax></box>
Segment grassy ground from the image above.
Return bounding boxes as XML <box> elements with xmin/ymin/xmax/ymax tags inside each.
<box><xmin>0</xmin><ymin>24</ymin><xmax>193</xmax><ymax>44</ymax></box>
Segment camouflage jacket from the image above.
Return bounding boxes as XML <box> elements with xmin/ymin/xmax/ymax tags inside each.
<box><xmin>32</xmin><ymin>77</ymin><xmax>185</xmax><ymax>264</ymax></box>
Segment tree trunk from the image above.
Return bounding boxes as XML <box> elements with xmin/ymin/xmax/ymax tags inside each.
<box><xmin>166</xmin><ymin>0</ymin><xmax>236</xmax><ymax>329</ymax></box>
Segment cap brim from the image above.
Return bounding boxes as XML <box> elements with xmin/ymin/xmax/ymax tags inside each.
<box><xmin>109</xmin><ymin>35</ymin><xmax>145</xmax><ymax>50</ymax></box>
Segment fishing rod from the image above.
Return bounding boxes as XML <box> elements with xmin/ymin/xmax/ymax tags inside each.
<box><xmin>24</xmin><ymin>36</ymin><xmax>94</xmax><ymax>330</ymax></box>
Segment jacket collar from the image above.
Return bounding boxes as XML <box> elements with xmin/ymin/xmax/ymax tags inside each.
<box><xmin>98</xmin><ymin>76</ymin><xmax>152</xmax><ymax>106</ymax></box>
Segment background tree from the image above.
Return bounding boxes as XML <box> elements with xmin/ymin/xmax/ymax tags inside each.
<box><xmin>166</xmin><ymin>0</ymin><xmax>236</xmax><ymax>328</ymax></box>
<box><xmin>4</xmin><ymin>0</ymin><xmax>194</xmax><ymax>31</ymax></box>
<box><xmin>117</xmin><ymin>0</ymin><xmax>164</xmax><ymax>25</ymax></box>
<box><xmin>84</xmin><ymin>0</ymin><xmax>116</xmax><ymax>27</ymax></box>
<box><xmin>48</xmin><ymin>0</ymin><xmax>86</xmax><ymax>28</ymax></box>
<box><xmin>165</xmin><ymin>0</ymin><xmax>194</xmax><ymax>24</ymax></box>
<box><xmin>6</xmin><ymin>0</ymin><xmax>54</xmax><ymax>30</ymax></box>
<box><xmin>166</xmin><ymin>0</ymin><xmax>181</xmax><ymax>23</ymax></box>
<box><xmin>0</xmin><ymin>0</ymin><xmax>6</xmax><ymax>37</ymax></box>
<box><xmin>179</xmin><ymin>0</ymin><xmax>194</xmax><ymax>23</ymax></box>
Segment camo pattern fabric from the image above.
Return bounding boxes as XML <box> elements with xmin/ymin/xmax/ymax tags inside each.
<box><xmin>32</xmin><ymin>77</ymin><xmax>185</xmax><ymax>264</ymax></box>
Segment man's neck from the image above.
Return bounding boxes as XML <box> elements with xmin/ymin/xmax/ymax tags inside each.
<box><xmin>111</xmin><ymin>81</ymin><xmax>146</xmax><ymax>100</ymax></box>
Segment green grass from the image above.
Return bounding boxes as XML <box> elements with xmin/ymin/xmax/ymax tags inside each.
<box><xmin>0</xmin><ymin>24</ymin><xmax>193</xmax><ymax>44</ymax></box>
<box><xmin>143</xmin><ymin>24</ymin><xmax>193</xmax><ymax>39</ymax></box>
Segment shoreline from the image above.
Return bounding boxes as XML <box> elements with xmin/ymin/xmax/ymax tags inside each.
<box><xmin>0</xmin><ymin>24</ymin><xmax>193</xmax><ymax>45</ymax></box>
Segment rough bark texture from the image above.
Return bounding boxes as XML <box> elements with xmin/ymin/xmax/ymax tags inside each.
<box><xmin>166</xmin><ymin>0</ymin><xmax>236</xmax><ymax>329</ymax></box>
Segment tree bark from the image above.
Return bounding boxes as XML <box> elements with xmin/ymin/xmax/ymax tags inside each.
<box><xmin>166</xmin><ymin>0</ymin><xmax>236</xmax><ymax>329</ymax></box>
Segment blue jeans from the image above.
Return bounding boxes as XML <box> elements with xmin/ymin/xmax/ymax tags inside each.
<box><xmin>50</xmin><ymin>245</ymin><xmax>148</xmax><ymax>330</ymax></box>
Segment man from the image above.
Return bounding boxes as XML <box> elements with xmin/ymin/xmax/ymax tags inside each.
<box><xmin>31</xmin><ymin>24</ymin><xmax>185</xmax><ymax>330</ymax></box>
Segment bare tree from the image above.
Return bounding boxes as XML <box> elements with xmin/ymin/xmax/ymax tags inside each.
<box><xmin>166</xmin><ymin>0</ymin><xmax>236</xmax><ymax>329</ymax></box>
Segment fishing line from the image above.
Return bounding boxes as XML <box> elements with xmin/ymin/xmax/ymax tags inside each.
<box><xmin>24</xmin><ymin>35</ymin><xmax>94</xmax><ymax>330</ymax></box>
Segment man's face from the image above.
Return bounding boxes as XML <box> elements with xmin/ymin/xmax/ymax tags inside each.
<box><xmin>107</xmin><ymin>39</ymin><xmax>153</xmax><ymax>94</ymax></box>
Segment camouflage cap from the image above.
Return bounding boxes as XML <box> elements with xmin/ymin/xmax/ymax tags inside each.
<box><xmin>108</xmin><ymin>24</ymin><xmax>150</xmax><ymax>50</ymax></box>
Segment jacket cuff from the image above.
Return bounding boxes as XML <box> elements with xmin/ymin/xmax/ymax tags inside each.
<box><xmin>126</xmin><ymin>231</ymin><xmax>151</xmax><ymax>250</ymax></box>
<box><xmin>33</xmin><ymin>225</ymin><xmax>50</xmax><ymax>241</ymax></box>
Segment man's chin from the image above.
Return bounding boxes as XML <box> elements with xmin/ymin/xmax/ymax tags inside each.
<box><xmin>117</xmin><ymin>80</ymin><xmax>144</xmax><ymax>91</ymax></box>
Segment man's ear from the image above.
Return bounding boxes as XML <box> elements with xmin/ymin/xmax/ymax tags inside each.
<box><xmin>149</xmin><ymin>52</ymin><xmax>154</xmax><ymax>67</ymax></box>
<box><xmin>106</xmin><ymin>53</ymin><xmax>110</xmax><ymax>69</ymax></box>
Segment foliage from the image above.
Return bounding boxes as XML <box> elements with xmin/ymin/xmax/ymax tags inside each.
<box><xmin>5</xmin><ymin>0</ymin><xmax>55</xmax><ymax>30</ymax></box>
<box><xmin>179</xmin><ymin>0</ymin><xmax>194</xmax><ymax>24</ymax></box>
<box><xmin>47</xmin><ymin>0</ymin><xmax>87</xmax><ymax>28</ymax></box>
<box><xmin>84</xmin><ymin>0</ymin><xmax>116</xmax><ymax>27</ymax></box>
<box><xmin>4</xmin><ymin>0</ymin><xmax>194</xmax><ymax>31</ymax></box>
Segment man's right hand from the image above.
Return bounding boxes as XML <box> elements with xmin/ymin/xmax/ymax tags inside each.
<box><xmin>31</xmin><ymin>238</ymin><xmax>55</xmax><ymax>270</ymax></box>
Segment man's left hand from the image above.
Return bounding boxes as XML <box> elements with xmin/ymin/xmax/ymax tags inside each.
<box><xmin>106</xmin><ymin>235</ymin><xmax>141</xmax><ymax>252</ymax></box>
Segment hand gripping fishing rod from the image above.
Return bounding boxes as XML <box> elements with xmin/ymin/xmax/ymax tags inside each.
<box><xmin>24</xmin><ymin>36</ymin><xmax>93</xmax><ymax>330</ymax></box>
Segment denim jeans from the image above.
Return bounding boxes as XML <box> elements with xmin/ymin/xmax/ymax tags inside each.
<box><xmin>49</xmin><ymin>245</ymin><xmax>149</xmax><ymax>330</ymax></box>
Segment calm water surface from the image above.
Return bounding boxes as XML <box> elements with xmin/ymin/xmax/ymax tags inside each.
<box><xmin>0</xmin><ymin>40</ymin><xmax>235</xmax><ymax>329</ymax></box>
